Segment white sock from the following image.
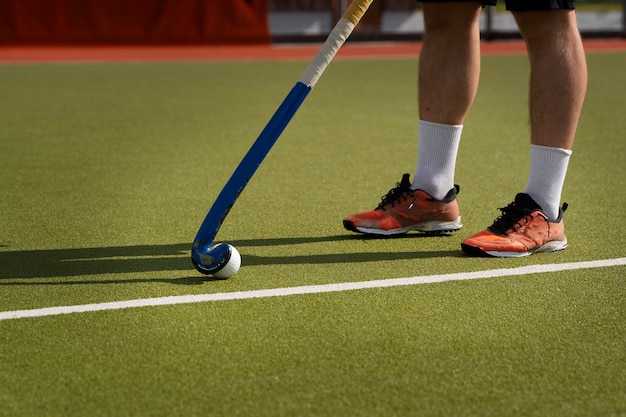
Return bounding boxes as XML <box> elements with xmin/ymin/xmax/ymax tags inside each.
<box><xmin>412</xmin><ymin>120</ymin><xmax>463</xmax><ymax>200</ymax></box>
<box><xmin>524</xmin><ymin>144</ymin><xmax>572</xmax><ymax>220</ymax></box>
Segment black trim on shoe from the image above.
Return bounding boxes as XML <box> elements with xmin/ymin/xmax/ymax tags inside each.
<box><xmin>343</xmin><ymin>219</ymin><xmax>358</xmax><ymax>233</ymax></box>
<box><xmin>431</xmin><ymin>184</ymin><xmax>460</xmax><ymax>204</ymax></box>
<box><xmin>461</xmin><ymin>242</ymin><xmax>493</xmax><ymax>257</ymax></box>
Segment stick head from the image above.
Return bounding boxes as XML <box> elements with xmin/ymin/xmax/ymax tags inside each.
<box><xmin>191</xmin><ymin>242</ymin><xmax>233</xmax><ymax>275</ymax></box>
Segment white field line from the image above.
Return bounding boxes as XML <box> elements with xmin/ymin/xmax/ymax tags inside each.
<box><xmin>1</xmin><ymin>257</ymin><xmax>625</xmax><ymax>321</ymax></box>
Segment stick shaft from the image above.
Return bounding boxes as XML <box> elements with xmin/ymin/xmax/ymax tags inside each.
<box><xmin>193</xmin><ymin>82</ymin><xmax>310</xmax><ymax>248</ymax></box>
<box><xmin>193</xmin><ymin>0</ymin><xmax>374</xmax><ymax>250</ymax></box>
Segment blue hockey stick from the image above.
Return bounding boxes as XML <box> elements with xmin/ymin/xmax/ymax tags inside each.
<box><xmin>192</xmin><ymin>0</ymin><xmax>374</xmax><ymax>275</ymax></box>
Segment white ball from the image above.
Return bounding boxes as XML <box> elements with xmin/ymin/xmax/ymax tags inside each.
<box><xmin>212</xmin><ymin>244</ymin><xmax>241</xmax><ymax>279</ymax></box>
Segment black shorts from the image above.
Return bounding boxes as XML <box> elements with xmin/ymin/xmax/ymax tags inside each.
<box><xmin>419</xmin><ymin>0</ymin><xmax>576</xmax><ymax>11</ymax></box>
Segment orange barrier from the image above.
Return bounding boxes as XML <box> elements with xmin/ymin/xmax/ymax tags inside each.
<box><xmin>0</xmin><ymin>0</ymin><xmax>269</xmax><ymax>44</ymax></box>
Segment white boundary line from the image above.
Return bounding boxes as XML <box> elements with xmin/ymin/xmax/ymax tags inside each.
<box><xmin>1</xmin><ymin>258</ymin><xmax>625</xmax><ymax>321</ymax></box>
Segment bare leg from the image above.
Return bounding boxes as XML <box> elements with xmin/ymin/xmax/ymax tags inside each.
<box><xmin>513</xmin><ymin>10</ymin><xmax>587</xmax><ymax>150</ymax></box>
<box><xmin>419</xmin><ymin>2</ymin><xmax>482</xmax><ymax>125</ymax></box>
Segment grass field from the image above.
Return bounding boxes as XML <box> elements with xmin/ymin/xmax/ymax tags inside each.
<box><xmin>1</xmin><ymin>47</ymin><xmax>625</xmax><ymax>417</ymax></box>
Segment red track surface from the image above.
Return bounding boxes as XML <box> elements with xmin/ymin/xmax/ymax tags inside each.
<box><xmin>0</xmin><ymin>39</ymin><xmax>625</xmax><ymax>63</ymax></box>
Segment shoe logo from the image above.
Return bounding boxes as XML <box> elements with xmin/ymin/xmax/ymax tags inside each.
<box><xmin>407</xmin><ymin>191</ymin><xmax>420</xmax><ymax>210</ymax></box>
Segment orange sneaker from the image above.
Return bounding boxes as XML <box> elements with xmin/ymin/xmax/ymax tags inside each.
<box><xmin>461</xmin><ymin>193</ymin><xmax>568</xmax><ymax>257</ymax></box>
<box><xmin>343</xmin><ymin>174</ymin><xmax>462</xmax><ymax>236</ymax></box>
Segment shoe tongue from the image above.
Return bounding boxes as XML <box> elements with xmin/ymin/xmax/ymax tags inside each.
<box><xmin>400</xmin><ymin>173</ymin><xmax>412</xmax><ymax>188</ymax></box>
<box><xmin>514</xmin><ymin>193</ymin><xmax>542</xmax><ymax>211</ymax></box>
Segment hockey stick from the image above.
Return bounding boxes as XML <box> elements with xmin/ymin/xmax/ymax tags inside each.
<box><xmin>191</xmin><ymin>0</ymin><xmax>374</xmax><ymax>275</ymax></box>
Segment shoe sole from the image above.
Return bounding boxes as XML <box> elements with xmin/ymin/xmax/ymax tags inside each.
<box><xmin>343</xmin><ymin>217</ymin><xmax>462</xmax><ymax>236</ymax></box>
<box><xmin>461</xmin><ymin>238</ymin><xmax>568</xmax><ymax>258</ymax></box>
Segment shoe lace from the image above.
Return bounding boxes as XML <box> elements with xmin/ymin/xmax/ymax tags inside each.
<box><xmin>488</xmin><ymin>202</ymin><xmax>530</xmax><ymax>234</ymax></box>
<box><xmin>376</xmin><ymin>174</ymin><xmax>413</xmax><ymax>210</ymax></box>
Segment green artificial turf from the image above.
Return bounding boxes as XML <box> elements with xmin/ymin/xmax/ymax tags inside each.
<box><xmin>0</xmin><ymin>51</ymin><xmax>625</xmax><ymax>417</ymax></box>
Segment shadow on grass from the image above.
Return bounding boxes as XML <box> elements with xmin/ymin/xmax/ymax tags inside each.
<box><xmin>228</xmin><ymin>232</ymin><xmax>453</xmax><ymax>247</ymax></box>
<box><xmin>0</xmin><ymin>233</ymin><xmax>461</xmax><ymax>283</ymax></box>
<box><xmin>0</xmin><ymin>243</ymin><xmax>195</xmax><ymax>283</ymax></box>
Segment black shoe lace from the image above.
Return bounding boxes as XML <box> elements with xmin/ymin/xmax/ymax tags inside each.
<box><xmin>488</xmin><ymin>202</ymin><xmax>529</xmax><ymax>235</ymax></box>
<box><xmin>376</xmin><ymin>174</ymin><xmax>413</xmax><ymax>211</ymax></box>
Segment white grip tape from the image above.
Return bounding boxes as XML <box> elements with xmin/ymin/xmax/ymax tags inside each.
<box><xmin>297</xmin><ymin>18</ymin><xmax>356</xmax><ymax>88</ymax></box>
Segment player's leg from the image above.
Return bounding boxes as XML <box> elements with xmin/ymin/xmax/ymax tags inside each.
<box><xmin>412</xmin><ymin>1</ymin><xmax>482</xmax><ymax>205</ymax></box>
<box><xmin>418</xmin><ymin>1</ymin><xmax>482</xmax><ymax>126</ymax></box>
<box><xmin>343</xmin><ymin>1</ymin><xmax>483</xmax><ymax>236</ymax></box>
<box><xmin>515</xmin><ymin>7</ymin><xmax>587</xmax><ymax>151</ymax></box>
<box><xmin>462</xmin><ymin>3</ymin><xmax>587</xmax><ymax>257</ymax></box>
<box><xmin>515</xmin><ymin>8</ymin><xmax>587</xmax><ymax>219</ymax></box>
